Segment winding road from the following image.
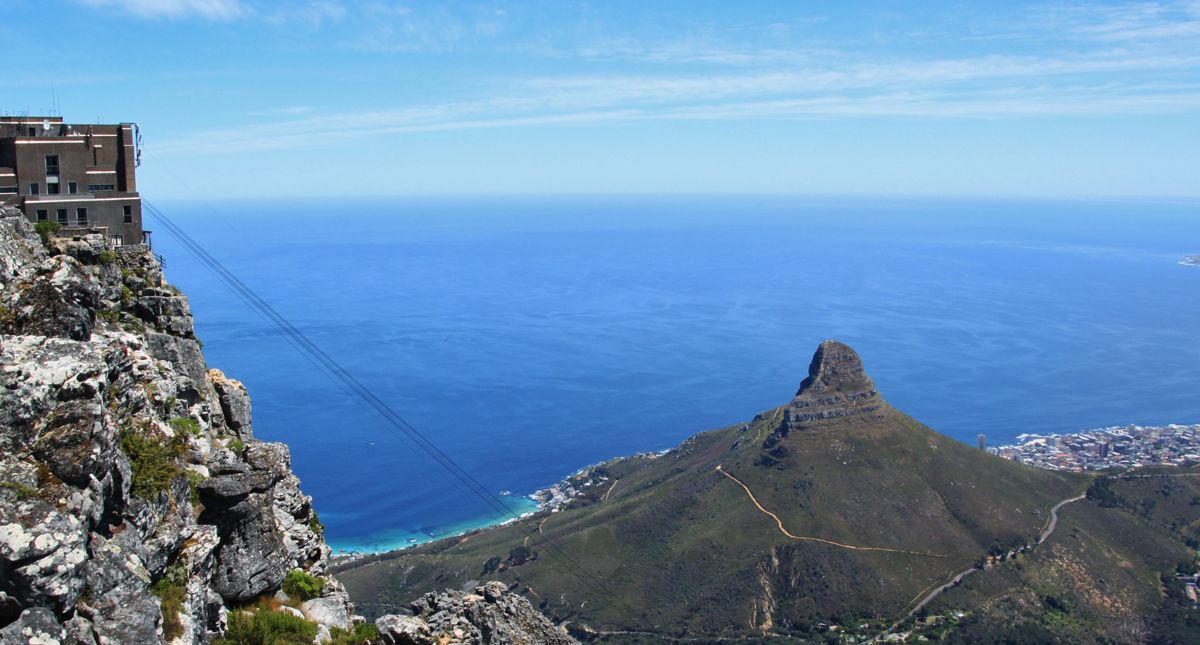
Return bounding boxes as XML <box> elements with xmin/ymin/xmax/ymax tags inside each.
<box><xmin>884</xmin><ymin>489</ymin><xmax>1089</xmax><ymax>636</ymax></box>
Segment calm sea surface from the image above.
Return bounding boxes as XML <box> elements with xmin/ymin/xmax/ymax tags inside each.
<box><xmin>150</xmin><ymin>196</ymin><xmax>1200</xmax><ymax>552</ymax></box>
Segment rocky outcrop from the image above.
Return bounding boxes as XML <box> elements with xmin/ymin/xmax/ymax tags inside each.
<box><xmin>759</xmin><ymin>340</ymin><xmax>887</xmax><ymax>466</ymax></box>
<box><xmin>0</xmin><ymin>209</ymin><xmax>352</xmax><ymax>643</ymax></box>
<box><xmin>374</xmin><ymin>582</ymin><xmax>576</xmax><ymax>645</ymax></box>
<box><xmin>783</xmin><ymin>339</ymin><xmax>885</xmax><ymax>425</ymax></box>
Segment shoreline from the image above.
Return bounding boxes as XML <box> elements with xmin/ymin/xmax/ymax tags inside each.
<box><xmin>330</xmin><ymin>419</ymin><xmax>1200</xmax><ymax>563</ymax></box>
<box><xmin>328</xmin><ymin>450</ymin><xmax>667</xmax><ymax>563</ymax></box>
<box><xmin>328</xmin><ymin>495</ymin><xmax>540</xmax><ymax>559</ymax></box>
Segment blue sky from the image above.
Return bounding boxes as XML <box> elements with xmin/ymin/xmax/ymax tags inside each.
<box><xmin>2</xmin><ymin>0</ymin><xmax>1198</xmax><ymax>198</ymax></box>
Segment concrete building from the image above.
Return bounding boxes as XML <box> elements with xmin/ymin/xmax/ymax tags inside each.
<box><xmin>0</xmin><ymin>116</ymin><xmax>143</xmax><ymax>245</ymax></box>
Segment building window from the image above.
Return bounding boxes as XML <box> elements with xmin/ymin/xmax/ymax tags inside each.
<box><xmin>26</xmin><ymin>127</ymin><xmax>35</xmax><ymax>137</ymax></box>
<box><xmin>29</xmin><ymin>183</ymin><xmax>39</xmax><ymax>195</ymax></box>
<box><xmin>87</xmin><ymin>184</ymin><xmax>115</xmax><ymax>192</ymax></box>
<box><xmin>0</xmin><ymin>186</ymin><xmax>17</xmax><ymax>194</ymax></box>
<box><xmin>56</xmin><ymin>209</ymin><xmax>67</xmax><ymax>224</ymax></box>
<box><xmin>47</xmin><ymin>183</ymin><xmax>60</xmax><ymax>195</ymax></box>
<box><xmin>68</xmin><ymin>182</ymin><xmax>77</xmax><ymax>194</ymax></box>
<box><xmin>36</xmin><ymin>209</ymin><xmax>48</xmax><ymax>221</ymax></box>
<box><xmin>123</xmin><ymin>205</ymin><xmax>133</xmax><ymax>223</ymax></box>
<box><xmin>44</xmin><ymin>155</ymin><xmax>59</xmax><ymax>176</ymax></box>
<box><xmin>110</xmin><ymin>235</ymin><xmax>123</xmax><ymax>247</ymax></box>
<box><xmin>76</xmin><ymin>208</ymin><xmax>88</xmax><ymax>226</ymax></box>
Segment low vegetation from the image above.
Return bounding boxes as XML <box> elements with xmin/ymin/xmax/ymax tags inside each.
<box><xmin>282</xmin><ymin>569</ymin><xmax>324</xmax><ymax>601</ymax></box>
<box><xmin>34</xmin><ymin>220</ymin><xmax>61</xmax><ymax>243</ymax></box>
<box><xmin>151</xmin><ymin>559</ymin><xmax>189</xmax><ymax>641</ymax></box>
<box><xmin>119</xmin><ymin>425</ymin><xmax>187</xmax><ymax>500</ymax></box>
<box><xmin>169</xmin><ymin>416</ymin><xmax>202</xmax><ymax>438</ymax></box>
<box><xmin>219</xmin><ymin>607</ymin><xmax>317</xmax><ymax>645</ymax></box>
<box><xmin>215</xmin><ymin>602</ymin><xmax>378</xmax><ymax>645</ymax></box>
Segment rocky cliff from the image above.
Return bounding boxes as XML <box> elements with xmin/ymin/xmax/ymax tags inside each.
<box><xmin>0</xmin><ymin>209</ymin><xmax>351</xmax><ymax>643</ymax></box>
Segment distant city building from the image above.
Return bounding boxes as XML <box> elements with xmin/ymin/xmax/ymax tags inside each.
<box><xmin>0</xmin><ymin>116</ymin><xmax>143</xmax><ymax>246</ymax></box>
<box><xmin>977</xmin><ymin>433</ymin><xmax>986</xmax><ymax>450</ymax></box>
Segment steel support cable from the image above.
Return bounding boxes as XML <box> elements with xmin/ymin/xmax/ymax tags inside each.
<box><xmin>142</xmin><ymin>200</ymin><xmax>636</xmax><ymax>617</ymax></box>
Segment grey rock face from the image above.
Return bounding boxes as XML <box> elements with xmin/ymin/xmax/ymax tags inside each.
<box><xmin>0</xmin><ymin>607</ymin><xmax>65</xmax><ymax>645</ymax></box>
<box><xmin>0</xmin><ymin>215</ymin><xmax>46</xmax><ymax>289</ymax></box>
<box><xmin>375</xmin><ymin>582</ymin><xmax>577</xmax><ymax>645</ymax></box>
<box><xmin>0</xmin><ymin>208</ymin><xmax>353</xmax><ymax>642</ymax></box>
<box><xmin>208</xmin><ymin>369</ymin><xmax>253</xmax><ymax>439</ymax></box>
<box><xmin>1</xmin><ymin>256</ymin><xmax>99</xmax><ymax>340</ymax></box>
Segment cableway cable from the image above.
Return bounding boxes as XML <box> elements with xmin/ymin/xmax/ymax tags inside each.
<box><xmin>142</xmin><ymin>199</ymin><xmax>638</xmax><ymax>620</ymax></box>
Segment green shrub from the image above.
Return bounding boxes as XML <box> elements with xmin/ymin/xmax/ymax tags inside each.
<box><xmin>228</xmin><ymin>439</ymin><xmax>246</xmax><ymax>456</ymax></box>
<box><xmin>0</xmin><ymin>481</ymin><xmax>39</xmax><ymax>500</ymax></box>
<box><xmin>170</xmin><ymin>416</ymin><xmax>202</xmax><ymax>438</ymax></box>
<box><xmin>97</xmin><ymin>250</ymin><xmax>117</xmax><ymax>265</ymax></box>
<box><xmin>219</xmin><ymin>608</ymin><xmax>318</xmax><ymax>645</ymax></box>
<box><xmin>120</xmin><ymin>285</ymin><xmax>134</xmax><ymax>304</ymax></box>
<box><xmin>120</xmin><ymin>427</ymin><xmax>186</xmax><ymax>500</ymax></box>
<box><xmin>281</xmin><ymin>569</ymin><xmax>324</xmax><ymax>601</ymax></box>
<box><xmin>34</xmin><ymin>220</ymin><xmax>61</xmax><ymax>243</ymax></box>
<box><xmin>307</xmin><ymin>510</ymin><xmax>324</xmax><ymax>538</ymax></box>
<box><xmin>328</xmin><ymin>623</ymin><xmax>379</xmax><ymax>645</ymax></box>
<box><xmin>151</xmin><ymin>559</ymin><xmax>189</xmax><ymax>641</ymax></box>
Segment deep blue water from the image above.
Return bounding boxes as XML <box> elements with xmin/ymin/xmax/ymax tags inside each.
<box><xmin>149</xmin><ymin>195</ymin><xmax>1200</xmax><ymax>552</ymax></box>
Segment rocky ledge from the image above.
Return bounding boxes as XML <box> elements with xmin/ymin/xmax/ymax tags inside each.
<box><xmin>0</xmin><ymin>210</ymin><xmax>350</xmax><ymax>643</ymax></box>
<box><xmin>375</xmin><ymin>582</ymin><xmax>576</xmax><ymax>645</ymax></box>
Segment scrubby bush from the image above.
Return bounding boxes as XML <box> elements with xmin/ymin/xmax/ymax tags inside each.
<box><xmin>34</xmin><ymin>220</ymin><xmax>61</xmax><ymax>243</ymax></box>
<box><xmin>307</xmin><ymin>510</ymin><xmax>324</xmax><ymax>537</ymax></box>
<box><xmin>328</xmin><ymin>623</ymin><xmax>379</xmax><ymax>645</ymax></box>
<box><xmin>120</xmin><ymin>427</ymin><xmax>186</xmax><ymax>500</ymax></box>
<box><xmin>282</xmin><ymin>569</ymin><xmax>324</xmax><ymax>601</ymax></box>
<box><xmin>97</xmin><ymin>249</ymin><xmax>117</xmax><ymax>265</ymax></box>
<box><xmin>219</xmin><ymin>608</ymin><xmax>318</xmax><ymax>645</ymax></box>
<box><xmin>170</xmin><ymin>416</ymin><xmax>202</xmax><ymax>438</ymax></box>
<box><xmin>151</xmin><ymin>559</ymin><xmax>189</xmax><ymax>641</ymax></box>
<box><xmin>228</xmin><ymin>438</ymin><xmax>246</xmax><ymax>455</ymax></box>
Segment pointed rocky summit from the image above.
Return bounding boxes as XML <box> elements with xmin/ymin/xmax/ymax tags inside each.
<box><xmin>784</xmin><ymin>339</ymin><xmax>885</xmax><ymax>426</ymax></box>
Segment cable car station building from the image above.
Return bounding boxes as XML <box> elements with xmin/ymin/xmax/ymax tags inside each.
<box><xmin>0</xmin><ymin>116</ymin><xmax>144</xmax><ymax>246</ymax></box>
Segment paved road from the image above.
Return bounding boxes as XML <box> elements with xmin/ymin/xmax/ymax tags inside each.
<box><xmin>1037</xmin><ymin>493</ymin><xmax>1087</xmax><ymax>545</ymax></box>
<box><xmin>872</xmin><ymin>490</ymin><xmax>1090</xmax><ymax>641</ymax></box>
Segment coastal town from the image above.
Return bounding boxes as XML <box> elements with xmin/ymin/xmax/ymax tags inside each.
<box><xmin>990</xmin><ymin>423</ymin><xmax>1200</xmax><ymax>471</ymax></box>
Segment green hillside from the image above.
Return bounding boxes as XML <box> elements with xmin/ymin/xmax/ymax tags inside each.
<box><xmin>338</xmin><ymin>340</ymin><xmax>1094</xmax><ymax>641</ymax></box>
<box><xmin>923</xmin><ymin>469</ymin><xmax>1200</xmax><ymax>643</ymax></box>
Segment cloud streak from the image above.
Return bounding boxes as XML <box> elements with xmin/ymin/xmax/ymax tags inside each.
<box><xmin>77</xmin><ymin>0</ymin><xmax>246</xmax><ymax>20</ymax></box>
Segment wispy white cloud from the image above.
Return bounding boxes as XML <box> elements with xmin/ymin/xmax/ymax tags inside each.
<box><xmin>76</xmin><ymin>0</ymin><xmax>246</xmax><ymax>20</ymax></box>
<box><xmin>136</xmin><ymin>1</ymin><xmax>1200</xmax><ymax>156</ymax></box>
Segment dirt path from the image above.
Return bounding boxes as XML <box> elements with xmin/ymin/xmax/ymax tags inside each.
<box><xmin>601</xmin><ymin>479</ymin><xmax>619</xmax><ymax>502</ymax></box>
<box><xmin>715</xmin><ymin>465</ymin><xmax>955</xmax><ymax>558</ymax></box>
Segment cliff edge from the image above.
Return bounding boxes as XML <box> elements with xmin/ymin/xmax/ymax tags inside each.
<box><xmin>0</xmin><ymin>209</ymin><xmax>352</xmax><ymax>643</ymax></box>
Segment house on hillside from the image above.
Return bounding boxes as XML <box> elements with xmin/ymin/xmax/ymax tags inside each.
<box><xmin>0</xmin><ymin>116</ymin><xmax>144</xmax><ymax>246</ymax></box>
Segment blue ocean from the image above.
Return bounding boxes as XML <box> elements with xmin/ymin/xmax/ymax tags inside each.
<box><xmin>150</xmin><ymin>196</ymin><xmax>1200</xmax><ymax>553</ymax></box>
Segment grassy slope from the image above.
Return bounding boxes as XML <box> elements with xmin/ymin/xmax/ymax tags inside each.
<box><xmin>926</xmin><ymin>468</ymin><xmax>1200</xmax><ymax>643</ymax></box>
<box><xmin>340</xmin><ymin>396</ymin><xmax>1087</xmax><ymax>641</ymax></box>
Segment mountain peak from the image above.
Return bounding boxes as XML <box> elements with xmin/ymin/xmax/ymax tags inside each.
<box><xmin>796</xmin><ymin>339</ymin><xmax>876</xmax><ymax>398</ymax></box>
<box><xmin>783</xmin><ymin>340</ymin><xmax>885</xmax><ymax>426</ymax></box>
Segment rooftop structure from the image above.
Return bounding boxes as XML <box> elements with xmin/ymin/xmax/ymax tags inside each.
<box><xmin>0</xmin><ymin>116</ymin><xmax>144</xmax><ymax>246</ymax></box>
